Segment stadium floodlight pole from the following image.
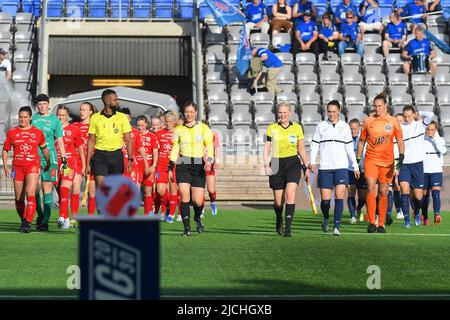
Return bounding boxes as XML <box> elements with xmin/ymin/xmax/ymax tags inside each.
<box><xmin>37</xmin><ymin>0</ymin><xmax>48</xmax><ymax>95</ymax></box>
<box><xmin>193</xmin><ymin>0</ymin><xmax>204</xmax><ymax>120</ymax></box>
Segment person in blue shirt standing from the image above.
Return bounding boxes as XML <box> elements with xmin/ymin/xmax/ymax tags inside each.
<box><xmin>251</xmin><ymin>47</ymin><xmax>283</xmax><ymax>94</ymax></box>
<box><xmin>358</xmin><ymin>0</ymin><xmax>383</xmax><ymax>33</ymax></box>
<box><xmin>318</xmin><ymin>13</ymin><xmax>339</xmax><ymax>55</ymax></box>
<box><xmin>334</xmin><ymin>0</ymin><xmax>359</xmax><ymax>26</ymax></box>
<box><xmin>292</xmin><ymin>0</ymin><xmax>317</xmax><ymax>25</ymax></box>
<box><xmin>402</xmin><ymin>25</ymin><xmax>437</xmax><ymax>77</ymax></box>
<box><xmin>338</xmin><ymin>10</ymin><xmax>364</xmax><ymax>57</ymax></box>
<box><xmin>292</xmin><ymin>10</ymin><xmax>320</xmax><ymax>56</ymax></box>
<box><xmin>244</xmin><ymin>0</ymin><xmax>270</xmax><ymax>38</ymax></box>
<box><xmin>396</xmin><ymin>0</ymin><xmax>427</xmax><ymax>33</ymax></box>
<box><xmin>382</xmin><ymin>12</ymin><xmax>407</xmax><ymax>57</ymax></box>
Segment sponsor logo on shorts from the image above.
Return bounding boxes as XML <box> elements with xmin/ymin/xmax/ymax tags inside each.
<box><xmin>419</xmin><ymin>184</ymin><xmax>424</xmax><ymax>188</ymax></box>
<box><xmin>433</xmin><ymin>183</ymin><xmax>440</xmax><ymax>185</ymax></box>
<box><xmin>340</xmin><ymin>179</ymin><xmax>345</xmax><ymax>182</ymax></box>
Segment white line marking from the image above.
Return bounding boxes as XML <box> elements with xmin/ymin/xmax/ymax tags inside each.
<box><xmin>160</xmin><ymin>230</ymin><xmax>450</xmax><ymax>237</ymax></box>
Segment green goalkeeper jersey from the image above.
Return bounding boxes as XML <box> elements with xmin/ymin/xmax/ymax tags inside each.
<box><xmin>31</xmin><ymin>113</ymin><xmax>64</xmax><ymax>158</ymax></box>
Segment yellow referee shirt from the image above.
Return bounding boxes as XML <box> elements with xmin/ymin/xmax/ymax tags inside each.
<box><xmin>88</xmin><ymin>111</ymin><xmax>132</xmax><ymax>151</ymax></box>
<box><xmin>266</xmin><ymin>122</ymin><xmax>304</xmax><ymax>158</ymax></box>
<box><xmin>170</xmin><ymin>122</ymin><xmax>214</xmax><ymax>162</ymax></box>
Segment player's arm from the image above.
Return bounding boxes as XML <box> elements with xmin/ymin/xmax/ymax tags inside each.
<box><xmin>345</xmin><ymin>128</ymin><xmax>360</xmax><ymax>176</ymax></box>
<box><xmin>86</xmin><ymin>134</ymin><xmax>96</xmax><ymax>175</ymax></box>
<box><xmin>394</xmin><ymin>124</ymin><xmax>405</xmax><ymax>171</ymax></box>
<box><xmin>123</xmin><ymin>132</ymin><xmax>133</xmax><ymax>174</ymax></box>
<box><xmin>357</xmin><ymin>120</ymin><xmax>367</xmax><ymax>161</ymax></box>
<box><xmin>297</xmin><ymin>139</ymin><xmax>310</xmax><ymax>181</ymax></box>
<box><xmin>168</xmin><ymin>129</ymin><xmax>180</xmax><ymax>177</ymax></box>
<box><xmin>309</xmin><ymin>126</ymin><xmax>321</xmax><ymax>173</ymax></box>
<box><xmin>151</xmin><ymin>147</ymin><xmax>158</xmax><ymax>174</ymax></box>
<box><xmin>2</xmin><ymin>149</ymin><xmax>10</xmax><ymax>177</ymax></box>
<box><xmin>418</xmin><ymin>111</ymin><xmax>434</xmax><ymax>126</ymax></box>
<box><xmin>77</xmin><ymin>145</ymin><xmax>86</xmax><ymax>175</ymax></box>
<box><xmin>40</xmin><ymin>143</ymin><xmax>51</xmax><ymax>172</ymax></box>
<box><xmin>435</xmin><ymin>136</ymin><xmax>447</xmax><ymax>155</ymax></box>
<box><xmin>203</xmin><ymin>126</ymin><xmax>214</xmax><ymax>170</ymax></box>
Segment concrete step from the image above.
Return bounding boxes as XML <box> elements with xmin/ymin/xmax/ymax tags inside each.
<box><xmin>216</xmin><ymin>182</ymin><xmax>270</xmax><ymax>188</ymax></box>
<box><xmin>216</xmin><ymin>193</ymin><xmax>273</xmax><ymax>200</ymax></box>
<box><xmin>217</xmin><ymin>175</ymin><xmax>268</xmax><ymax>182</ymax></box>
<box><xmin>219</xmin><ymin>169</ymin><xmax>265</xmax><ymax>176</ymax></box>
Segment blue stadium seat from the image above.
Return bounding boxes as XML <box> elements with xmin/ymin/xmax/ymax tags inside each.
<box><xmin>1</xmin><ymin>1</ymin><xmax>19</xmax><ymax>17</ymax></box>
<box><xmin>32</xmin><ymin>0</ymin><xmax>41</xmax><ymax>17</ymax></box>
<box><xmin>133</xmin><ymin>0</ymin><xmax>150</xmax><ymax>18</ymax></box>
<box><xmin>199</xmin><ymin>4</ymin><xmax>211</xmax><ymax>20</ymax></box>
<box><xmin>154</xmin><ymin>0</ymin><xmax>173</xmax><ymax>18</ymax></box>
<box><xmin>46</xmin><ymin>0</ymin><xmax>64</xmax><ymax>17</ymax></box>
<box><xmin>395</xmin><ymin>0</ymin><xmax>410</xmax><ymax>9</ymax></box>
<box><xmin>111</xmin><ymin>0</ymin><xmax>129</xmax><ymax>19</ymax></box>
<box><xmin>177</xmin><ymin>0</ymin><xmax>194</xmax><ymax>19</ymax></box>
<box><xmin>311</xmin><ymin>0</ymin><xmax>329</xmax><ymax>17</ymax></box>
<box><xmin>66</xmin><ymin>0</ymin><xmax>85</xmax><ymax>18</ymax></box>
<box><xmin>88</xmin><ymin>0</ymin><xmax>107</xmax><ymax>18</ymax></box>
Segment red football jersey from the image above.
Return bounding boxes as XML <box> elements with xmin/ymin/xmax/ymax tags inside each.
<box><xmin>72</xmin><ymin>122</ymin><xmax>91</xmax><ymax>165</ymax></box>
<box><xmin>55</xmin><ymin>124</ymin><xmax>83</xmax><ymax>162</ymax></box>
<box><xmin>136</xmin><ymin>130</ymin><xmax>159</xmax><ymax>165</ymax></box>
<box><xmin>155</xmin><ymin>128</ymin><xmax>174</xmax><ymax>171</ymax></box>
<box><xmin>122</xmin><ymin>127</ymin><xmax>142</xmax><ymax>160</ymax></box>
<box><xmin>3</xmin><ymin>126</ymin><xmax>46</xmax><ymax>167</ymax></box>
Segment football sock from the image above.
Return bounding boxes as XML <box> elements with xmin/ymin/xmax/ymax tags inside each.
<box><xmin>144</xmin><ymin>195</ymin><xmax>153</xmax><ymax>216</ymax></box>
<box><xmin>161</xmin><ymin>191</ymin><xmax>170</xmax><ymax>214</ymax></box>
<box><xmin>71</xmin><ymin>194</ymin><xmax>79</xmax><ymax>217</ymax></box>
<box><xmin>393</xmin><ymin>190</ymin><xmax>402</xmax><ymax>213</ymax></box>
<box><xmin>285</xmin><ymin>203</ymin><xmax>295</xmax><ymax>230</ymax></box>
<box><xmin>177</xmin><ymin>192</ymin><xmax>181</xmax><ymax>215</ymax></box>
<box><xmin>169</xmin><ymin>194</ymin><xmax>178</xmax><ymax>217</ymax></box>
<box><xmin>181</xmin><ymin>201</ymin><xmax>190</xmax><ymax>230</ymax></box>
<box><xmin>347</xmin><ymin>196</ymin><xmax>356</xmax><ymax>218</ymax></box>
<box><xmin>88</xmin><ymin>197</ymin><xmax>96</xmax><ymax>215</ymax></box>
<box><xmin>194</xmin><ymin>204</ymin><xmax>204</xmax><ymax>221</ymax></box>
<box><xmin>366</xmin><ymin>191</ymin><xmax>377</xmax><ymax>225</ymax></box>
<box><xmin>274</xmin><ymin>204</ymin><xmax>283</xmax><ymax>219</ymax></box>
<box><xmin>35</xmin><ymin>192</ymin><xmax>44</xmax><ymax>218</ymax></box>
<box><xmin>209</xmin><ymin>192</ymin><xmax>217</xmax><ymax>202</ymax></box>
<box><xmin>432</xmin><ymin>190</ymin><xmax>441</xmax><ymax>216</ymax></box>
<box><xmin>25</xmin><ymin>196</ymin><xmax>36</xmax><ymax>223</ymax></box>
<box><xmin>334</xmin><ymin>199</ymin><xmax>343</xmax><ymax>229</ymax></box>
<box><xmin>59</xmin><ymin>187</ymin><xmax>70</xmax><ymax>220</ymax></box>
<box><xmin>422</xmin><ymin>192</ymin><xmax>430</xmax><ymax>220</ymax></box>
<box><xmin>320</xmin><ymin>200</ymin><xmax>331</xmax><ymax>220</ymax></box>
<box><xmin>43</xmin><ymin>193</ymin><xmax>53</xmax><ymax>224</ymax></box>
<box><xmin>401</xmin><ymin>194</ymin><xmax>410</xmax><ymax>224</ymax></box>
<box><xmin>15</xmin><ymin>200</ymin><xmax>25</xmax><ymax>220</ymax></box>
<box><xmin>378</xmin><ymin>195</ymin><xmax>388</xmax><ymax>227</ymax></box>
<box><xmin>413</xmin><ymin>198</ymin><xmax>423</xmax><ymax>218</ymax></box>
<box><xmin>387</xmin><ymin>190</ymin><xmax>393</xmax><ymax>219</ymax></box>
<box><xmin>356</xmin><ymin>198</ymin><xmax>365</xmax><ymax>211</ymax></box>
<box><xmin>154</xmin><ymin>193</ymin><xmax>161</xmax><ymax>214</ymax></box>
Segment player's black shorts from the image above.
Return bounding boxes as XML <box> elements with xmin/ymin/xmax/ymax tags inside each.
<box><xmin>269</xmin><ymin>156</ymin><xmax>301</xmax><ymax>190</ymax></box>
<box><xmin>91</xmin><ymin>149</ymin><xmax>124</xmax><ymax>177</ymax></box>
<box><xmin>176</xmin><ymin>157</ymin><xmax>206</xmax><ymax>188</ymax></box>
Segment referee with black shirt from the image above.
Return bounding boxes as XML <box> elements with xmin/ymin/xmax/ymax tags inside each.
<box><xmin>86</xmin><ymin>89</ymin><xmax>133</xmax><ymax>190</ymax></box>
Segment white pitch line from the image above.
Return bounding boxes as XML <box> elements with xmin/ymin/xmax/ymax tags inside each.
<box><xmin>160</xmin><ymin>230</ymin><xmax>450</xmax><ymax>237</ymax></box>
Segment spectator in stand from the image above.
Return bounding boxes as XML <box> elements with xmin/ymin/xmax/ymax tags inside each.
<box><xmin>402</xmin><ymin>25</ymin><xmax>437</xmax><ymax>77</ymax></box>
<box><xmin>427</xmin><ymin>0</ymin><xmax>441</xmax><ymax>12</ymax></box>
<box><xmin>292</xmin><ymin>0</ymin><xmax>317</xmax><ymax>24</ymax></box>
<box><xmin>244</xmin><ymin>0</ymin><xmax>270</xmax><ymax>38</ymax></box>
<box><xmin>271</xmin><ymin>0</ymin><xmax>293</xmax><ymax>35</ymax></box>
<box><xmin>292</xmin><ymin>10</ymin><xmax>320</xmax><ymax>56</ymax></box>
<box><xmin>396</xmin><ymin>0</ymin><xmax>427</xmax><ymax>33</ymax></box>
<box><xmin>359</xmin><ymin>0</ymin><xmax>383</xmax><ymax>33</ymax></box>
<box><xmin>338</xmin><ymin>10</ymin><xmax>364</xmax><ymax>57</ymax></box>
<box><xmin>0</xmin><ymin>48</ymin><xmax>12</xmax><ymax>80</ymax></box>
<box><xmin>334</xmin><ymin>0</ymin><xmax>359</xmax><ymax>26</ymax></box>
<box><xmin>382</xmin><ymin>12</ymin><xmax>407</xmax><ymax>58</ymax></box>
<box><xmin>318</xmin><ymin>13</ymin><xmax>339</xmax><ymax>55</ymax></box>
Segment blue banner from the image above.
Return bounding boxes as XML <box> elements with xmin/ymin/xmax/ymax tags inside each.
<box><xmin>204</xmin><ymin>0</ymin><xmax>246</xmax><ymax>27</ymax></box>
<box><xmin>236</xmin><ymin>23</ymin><xmax>252</xmax><ymax>76</ymax></box>
<box><xmin>425</xmin><ymin>29</ymin><xmax>450</xmax><ymax>54</ymax></box>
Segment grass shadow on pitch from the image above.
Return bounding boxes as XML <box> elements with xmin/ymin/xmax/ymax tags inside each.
<box><xmin>0</xmin><ymin>288</ymin><xmax>78</xmax><ymax>300</ymax></box>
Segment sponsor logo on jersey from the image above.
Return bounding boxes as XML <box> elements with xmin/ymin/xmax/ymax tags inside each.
<box><xmin>289</xmin><ymin>135</ymin><xmax>297</xmax><ymax>144</ymax></box>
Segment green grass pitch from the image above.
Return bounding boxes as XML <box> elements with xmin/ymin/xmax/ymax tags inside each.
<box><xmin>1</xmin><ymin>208</ymin><xmax>450</xmax><ymax>299</ymax></box>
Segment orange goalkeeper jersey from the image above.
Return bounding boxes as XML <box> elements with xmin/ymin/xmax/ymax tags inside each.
<box><xmin>360</xmin><ymin>115</ymin><xmax>403</xmax><ymax>167</ymax></box>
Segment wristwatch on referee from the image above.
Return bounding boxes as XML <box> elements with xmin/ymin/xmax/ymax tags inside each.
<box><xmin>206</xmin><ymin>157</ymin><xmax>214</xmax><ymax>165</ymax></box>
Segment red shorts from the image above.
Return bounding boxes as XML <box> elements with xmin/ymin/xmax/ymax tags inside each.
<box><xmin>136</xmin><ymin>164</ymin><xmax>156</xmax><ymax>187</ymax></box>
<box><xmin>12</xmin><ymin>164</ymin><xmax>40</xmax><ymax>182</ymax></box>
<box><xmin>156</xmin><ymin>166</ymin><xmax>177</xmax><ymax>184</ymax></box>
<box><xmin>58</xmin><ymin>159</ymin><xmax>79</xmax><ymax>182</ymax></box>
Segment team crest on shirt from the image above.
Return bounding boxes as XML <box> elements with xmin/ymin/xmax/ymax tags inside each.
<box><xmin>114</xmin><ymin>128</ymin><xmax>119</xmax><ymax>134</ymax></box>
<box><xmin>66</xmin><ymin>130</ymin><xmax>72</xmax><ymax>136</ymax></box>
<box><xmin>31</xmin><ymin>133</ymin><xmax>35</xmax><ymax>138</ymax></box>
<box><xmin>146</xmin><ymin>137</ymin><xmax>151</xmax><ymax>141</ymax></box>
<box><xmin>46</xmin><ymin>121</ymin><xmax>51</xmax><ymax>125</ymax></box>
<box><xmin>289</xmin><ymin>135</ymin><xmax>297</xmax><ymax>144</ymax></box>
<box><xmin>385</xmin><ymin>124</ymin><xmax>392</xmax><ymax>132</ymax></box>
<box><xmin>398</xmin><ymin>27</ymin><xmax>402</xmax><ymax>32</ymax></box>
